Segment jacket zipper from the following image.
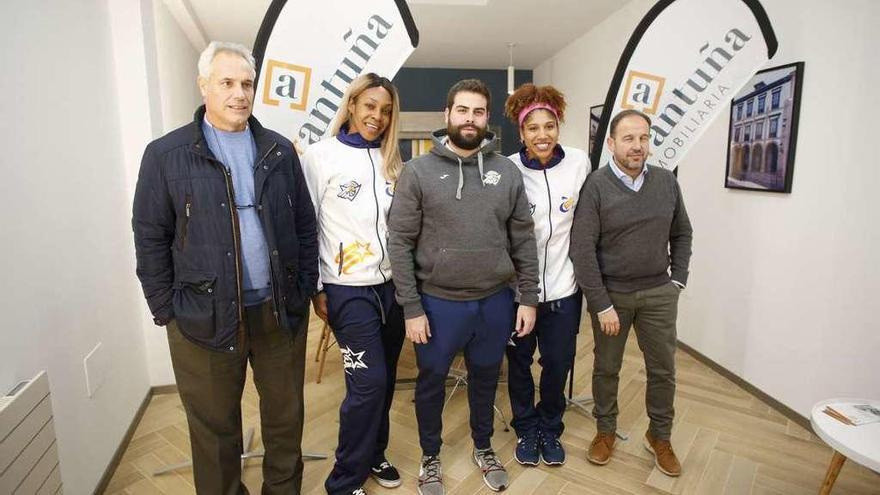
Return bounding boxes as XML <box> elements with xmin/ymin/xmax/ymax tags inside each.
<box><xmin>337</xmin><ymin>242</ymin><xmax>344</xmax><ymax>276</ymax></box>
<box><xmin>220</xmin><ymin>168</ymin><xmax>244</xmax><ymax>327</ymax></box>
<box><xmin>541</xmin><ymin>170</ymin><xmax>553</xmax><ymax>303</ymax></box>
<box><xmin>367</xmin><ymin>148</ymin><xmax>388</xmax><ymax>283</ymax></box>
<box><xmin>257</xmin><ymin>143</ymin><xmax>283</xmax><ymax>327</ymax></box>
<box><xmin>182</xmin><ymin>194</ymin><xmax>192</xmax><ymax>250</ymax></box>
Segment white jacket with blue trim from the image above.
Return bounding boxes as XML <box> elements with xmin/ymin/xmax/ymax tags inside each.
<box><xmin>509</xmin><ymin>145</ymin><xmax>590</xmax><ymax>303</ymax></box>
<box><xmin>301</xmin><ymin>138</ymin><xmax>393</xmax><ymax>290</ymax></box>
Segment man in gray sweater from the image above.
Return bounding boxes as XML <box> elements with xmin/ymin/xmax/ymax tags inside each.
<box><xmin>388</xmin><ymin>79</ymin><xmax>540</xmax><ymax>495</ymax></box>
<box><xmin>570</xmin><ymin>109</ymin><xmax>693</xmax><ymax>477</ymax></box>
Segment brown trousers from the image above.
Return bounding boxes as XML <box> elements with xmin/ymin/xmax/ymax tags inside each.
<box><xmin>167</xmin><ymin>301</ymin><xmax>308</xmax><ymax>494</ymax></box>
<box><xmin>590</xmin><ymin>281</ymin><xmax>679</xmax><ymax>440</ymax></box>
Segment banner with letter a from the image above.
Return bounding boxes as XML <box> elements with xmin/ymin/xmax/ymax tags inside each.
<box><xmin>592</xmin><ymin>0</ymin><xmax>777</xmax><ymax>171</ymax></box>
<box><xmin>252</xmin><ymin>0</ymin><xmax>418</xmax><ymax>147</ymax></box>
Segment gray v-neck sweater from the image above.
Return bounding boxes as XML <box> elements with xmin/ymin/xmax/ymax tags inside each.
<box><xmin>569</xmin><ymin>164</ymin><xmax>693</xmax><ymax>312</ymax></box>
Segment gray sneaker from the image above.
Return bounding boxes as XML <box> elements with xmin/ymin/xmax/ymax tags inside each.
<box><xmin>418</xmin><ymin>455</ymin><xmax>444</xmax><ymax>495</ymax></box>
<box><xmin>472</xmin><ymin>447</ymin><xmax>509</xmax><ymax>491</ymax></box>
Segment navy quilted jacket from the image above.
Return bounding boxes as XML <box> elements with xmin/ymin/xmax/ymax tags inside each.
<box><xmin>133</xmin><ymin>106</ymin><xmax>318</xmax><ymax>352</ymax></box>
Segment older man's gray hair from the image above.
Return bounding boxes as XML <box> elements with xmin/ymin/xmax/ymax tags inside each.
<box><xmin>197</xmin><ymin>41</ymin><xmax>256</xmax><ymax>79</ymax></box>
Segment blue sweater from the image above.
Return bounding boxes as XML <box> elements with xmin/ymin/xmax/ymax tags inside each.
<box><xmin>202</xmin><ymin>119</ymin><xmax>272</xmax><ymax>306</ymax></box>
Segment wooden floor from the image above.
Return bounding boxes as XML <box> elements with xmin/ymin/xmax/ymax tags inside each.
<box><xmin>104</xmin><ymin>313</ymin><xmax>879</xmax><ymax>495</ymax></box>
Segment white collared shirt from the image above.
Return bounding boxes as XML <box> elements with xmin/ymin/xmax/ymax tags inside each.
<box><xmin>609</xmin><ymin>158</ymin><xmax>648</xmax><ymax>191</ymax></box>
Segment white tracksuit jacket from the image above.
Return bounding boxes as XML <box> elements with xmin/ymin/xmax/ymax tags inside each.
<box><xmin>509</xmin><ymin>145</ymin><xmax>590</xmax><ymax>303</ymax></box>
<box><xmin>301</xmin><ymin>137</ymin><xmax>394</xmax><ymax>289</ymax></box>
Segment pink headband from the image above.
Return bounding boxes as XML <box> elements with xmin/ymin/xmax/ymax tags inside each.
<box><xmin>518</xmin><ymin>103</ymin><xmax>559</xmax><ymax>127</ymax></box>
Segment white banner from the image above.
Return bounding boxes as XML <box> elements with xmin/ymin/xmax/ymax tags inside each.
<box><xmin>593</xmin><ymin>0</ymin><xmax>778</xmax><ymax>171</ymax></box>
<box><xmin>252</xmin><ymin>0</ymin><xmax>418</xmax><ymax>146</ymax></box>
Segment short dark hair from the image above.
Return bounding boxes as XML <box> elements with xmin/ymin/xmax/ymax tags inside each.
<box><xmin>609</xmin><ymin>109</ymin><xmax>652</xmax><ymax>137</ymax></box>
<box><xmin>446</xmin><ymin>79</ymin><xmax>491</xmax><ymax>110</ymax></box>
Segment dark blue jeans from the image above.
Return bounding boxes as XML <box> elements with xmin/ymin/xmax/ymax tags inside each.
<box><xmin>506</xmin><ymin>291</ymin><xmax>581</xmax><ymax>438</ymax></box>
<box><xmin>323</xmin><ymin>281</ymin><xmax>405</xmax><ymax>495</ymax></box>
<box><xmin>414</xmin><ymin>288</ymin><xmax>515</xmax><ymax>456</ymax></box>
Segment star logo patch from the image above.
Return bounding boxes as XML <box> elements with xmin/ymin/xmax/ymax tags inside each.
<box><xmin>340</xmin><ymin>346</ymin><xmax>368</xmax><ymax>374</ymax></box>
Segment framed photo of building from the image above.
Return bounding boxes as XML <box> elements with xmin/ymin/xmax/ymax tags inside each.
<box><xmin>725</xmin><ymin>62</ymin><xmax>804</xmax><ymax>193</ymax></box>
<box><xmin>588</xmin><ymin>104</ymin><xmax>604</xmax><ymax>156</ymax></box>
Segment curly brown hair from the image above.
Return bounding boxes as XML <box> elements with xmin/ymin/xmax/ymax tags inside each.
<box><xmin>504</xmin><ymin>83</ymin><xmax>567</xmax><ymax>126</ymax></box>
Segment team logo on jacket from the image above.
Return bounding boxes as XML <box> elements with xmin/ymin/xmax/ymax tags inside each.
<box><xmin>340</xmin><ymin>346</ymin><xmax>368</xmax><ymax>374</ymax></box>
<box><xmin>385</xmin><ymin>181</ymin><xmax>395</xmax><ymax>197</ymax></box>
<box><xmin>529</xmin><ymin>202</ymin><xmax>536</xmax><ymax>216</ymax></box>
<box><xmin>482</xmin><ymin>170</ymin><xmax>501</xmax><ymax>186</ymax></box>
<box><xmin>337</xmin><ymin>181</ymin><xmax>362</xmax><ymax>201</ymax></box>
<box><xmin>559</xmin><ymin>196</ymin><xmax>575</xmax><ymax>213</ymax></box>
<box><xmin>335</xmin><ymin>241</ymin><xmax>374</xmax><ymax>274</ymax></box>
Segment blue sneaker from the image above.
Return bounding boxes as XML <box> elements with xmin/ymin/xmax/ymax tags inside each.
<box><xmin>540</xmin><ymin>432</ymin><xmax>566</xmax><ymax>466</ymax></box>
<box><xmin>514</xmin><ymin>430</ymin><xmax>540</xmax><ymax>466</ymax></box>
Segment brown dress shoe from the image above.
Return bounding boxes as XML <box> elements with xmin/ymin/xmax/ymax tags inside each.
<box><xmin>643</xmin><ymin>431</ymin><xmax>682</xmax><ymax>477</ymax></box>
<box><xmin>587</xmin><ymin>432</ymin><xmax>616</xmax><ymax>465</ymax></box>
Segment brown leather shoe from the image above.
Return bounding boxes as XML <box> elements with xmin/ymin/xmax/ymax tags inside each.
<box><xmin>587</xmin><ymin>432</ymin><xmax>616</xmax><ymax>465</ymax></box>
<box><xmin>643</xmin><ymin>431</ymin><xmax>681</xmax><ymax>477</ymax></box>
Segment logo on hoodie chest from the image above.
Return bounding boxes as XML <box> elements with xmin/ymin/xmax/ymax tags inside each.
<box><xmin>337</xmin><ymin>180</ymin><xmax>362</xmax><ymax>201</ymax></box>
<box><xmin>482</xmin><ymin>170</ymin><xmax>502</xmax><ymax>186</ymax></box>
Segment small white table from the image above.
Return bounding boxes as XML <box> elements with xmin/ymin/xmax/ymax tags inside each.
<box><xmin>810</xmin><ymin>398</ymin><xmax>880</xmax><ymax>494</ymax></box>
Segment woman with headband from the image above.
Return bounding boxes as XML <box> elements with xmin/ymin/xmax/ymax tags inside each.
<box><xmin>503</xmin><ymin>83</ymin><xmax>590</xmax><ymax>467</ymax></box>
<box><xmin>301</xmin><ymin>73</ymin><xmax>405</xmax><ymax>495</ymax></box>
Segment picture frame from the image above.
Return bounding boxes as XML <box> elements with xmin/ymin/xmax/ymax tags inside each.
<box><xmin>588</xmin><ymin>104</ymin><xmax>604</xmax><ymax>157</ymax></box>
<box><xmin>724</xmin><ymin>61</ymin><xmax>804</xmax><ymax>193</ymax></box>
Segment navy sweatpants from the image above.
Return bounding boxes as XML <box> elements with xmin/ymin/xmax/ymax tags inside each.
<box><xmin>414</xmin><ymin>288</ymin><xmax>515</xmax><ymax>456</ymax></box>
<box><xmin>323</xmin><ymin>281</ymin><xmax>405</xmax><ymax>495</ymax></box>
<box><xmin>506</xmin><ymin>291</ymin><xmax>582</xmax><ymax>438</ymax></box>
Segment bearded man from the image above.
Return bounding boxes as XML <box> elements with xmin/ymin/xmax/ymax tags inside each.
<box><xmin>387</xmin><ymin>79</ymin><xmax>540</xmax><ymax>495</ymax></box>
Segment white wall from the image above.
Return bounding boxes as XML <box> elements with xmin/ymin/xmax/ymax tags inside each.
<box><xmin>536</xmin><ymin>0</ymin><xmax>880</xmax><ymax>417</ymax></box>
<box><xmin>154</xmin><ymin>0</ymin><xmax>203</xmax><ymax>133</ymax></box>
<box><xmin>0</xmin><ymin>0</ymin><xmax>206</xmax><ymax>491</ymax></box>
<box><xmin>0</xmin><ymin>1</ymin><xmax>151</xmax><ymax>493</ymax></box>
<box><xmin>139</xmin><ymin>0</ymin><xmax>204</xmax><ymax>386</ymax></box>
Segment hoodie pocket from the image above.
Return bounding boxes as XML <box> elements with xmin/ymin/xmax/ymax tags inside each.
<box><xmin>172</xmin><ymin>270</ymin><xmax>217</xmax><ymax>339</ymax></box>
<box><xmin>428</xmin><ymin>247</ymin><xmax>515</xmax><ymax>291</ymax></box>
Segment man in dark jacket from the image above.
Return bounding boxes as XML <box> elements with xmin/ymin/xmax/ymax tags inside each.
<box><xmin>132</xmin><ymin>41</ymin><xmax>318</xmax><ymax>494</ymax></box>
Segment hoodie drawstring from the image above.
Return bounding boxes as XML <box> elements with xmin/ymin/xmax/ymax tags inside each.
<box><xmin>456</xmin><ymin>156</ymin><xmax>464</xmax><ymax>200</ymax></box>
<box><xmin>477</xmin><ymin>152</ymin><xmax>485</xmax><ymax>189</ymax></box>
<box><xmin>456</xmin><ymin>151</ymin><xmax>486</xmax><ymax>201</ymax></box>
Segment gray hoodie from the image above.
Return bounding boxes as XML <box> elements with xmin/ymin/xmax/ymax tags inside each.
<box><xmin>388</xmin><ymin>129</ymin><xmax>540</xmax><ymax>318</ymax></box>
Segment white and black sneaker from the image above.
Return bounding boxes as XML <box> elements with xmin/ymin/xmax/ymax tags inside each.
<box><xmin>370</xmin><ymin>460</ymin><xmax>402</xmax><ymax>488</ymax></box>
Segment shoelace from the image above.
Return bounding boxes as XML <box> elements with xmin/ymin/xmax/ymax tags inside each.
<box><xmin>476</xmin><ymin>449</ymin><xmax>504</xmax><ymax>473</ymax></box>
<box><xmin>376</xmin><ymin>461</ymin><xmax>391</xmax><ymax>470</ymax></box>
<box><xmin>653</xmin><ymin>440</ymin><xmax>675</xmax><ymax>457</ymax></box>
<box><xmin>544</xmin><ymin>435</ymin><xmax>562</xmax><ymax>450</ymax></box>
<box><xmin>352</xmin><ymin>489</ymin><xmax>366</xmax><ymax>495</ymax></box>
<box><xmin>591</xmin><ymin>433</ymin><xmax>613</xmax><ymax>448</ymax></box>
<box><xmin>519</xmin><ymin>433</ymin><xmax>538</xmax><ymax>450</ymax></box>
<box><xmin>420</xmin><ymin>456</ymin><xmax>442</xmax><ymax>484</ymax></box>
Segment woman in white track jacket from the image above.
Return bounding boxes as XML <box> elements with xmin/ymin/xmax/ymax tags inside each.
<box><xmin>503</xmin><ymin>84</ymin><xmax>590</xmax><ymax>467</ymax></box>
<box><xmin>301</xmin><ymin>73</ymin><xmax>405</xmax><ymax>495</ymax></box>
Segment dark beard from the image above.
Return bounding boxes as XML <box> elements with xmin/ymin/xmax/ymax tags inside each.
<box><xmin>447</xmin><ymin>123</ymin><xmax>487</xmax><ymax>150</ymax></box>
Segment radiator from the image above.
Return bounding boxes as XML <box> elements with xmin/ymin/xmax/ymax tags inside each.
<box><xmin>0</xmin><ymin>371</ymin><xmax>62</xmax><ymax>494</ymax></box>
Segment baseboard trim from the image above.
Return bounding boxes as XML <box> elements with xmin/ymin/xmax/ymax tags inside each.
<box><xmin>676</xmin><ymin>340</ymin><xmax>812</xmax><ymax>433</ymax></box>
<box><xmin>152</xmin><ymin>384</ymin><xmax>179</xmax><ymax>395</ymax></box>
<box><xmin>93</xmin><ymin>387</ymin><xmax>154</xmax><ymax>495</ymax></box>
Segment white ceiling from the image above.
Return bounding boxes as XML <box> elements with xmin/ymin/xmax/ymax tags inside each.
<box><xmin>184</xmin><ymin>0</ymin><xmax>625</xmax><ymax>70</ymax></box>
